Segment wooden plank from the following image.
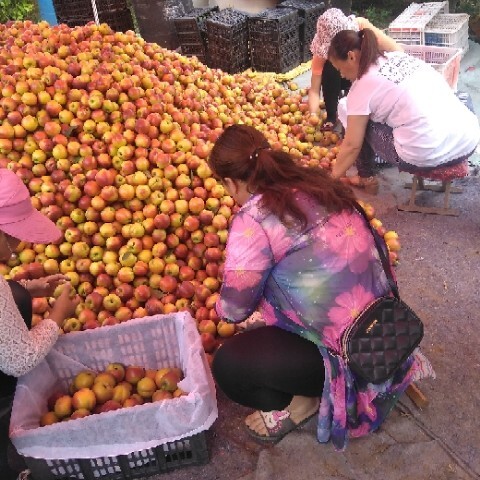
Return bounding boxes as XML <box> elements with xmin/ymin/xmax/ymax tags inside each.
<box><xmin>398</xmin><ymin>203</ymin><xmax>459</xmax><ymax>216</ymax></box>
<box><xmin>405</xmin><ymin>383</ymin><xmax>429</xmax><ymax>409</ymax></box>
<box><xmin>403</xmin><ymin>182</ymin><xmax>462</xmax><ymax>193</ymax></box>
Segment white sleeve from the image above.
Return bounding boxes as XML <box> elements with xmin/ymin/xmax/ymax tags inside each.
<box><xmin>0</xmin><ymin>279</ymin><xmax>59</xmax><ymax>377</ymax></box>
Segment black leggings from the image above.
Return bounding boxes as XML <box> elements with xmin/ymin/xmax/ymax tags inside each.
<box><xmin>322</xmin><ymin>60</ymin><xmax>352</xmax><ymax>123</ymax></box>
<box><xmin>212</xmin><ymin>326</ymin><xmax>325</xmax><ymax>412</ymax></box>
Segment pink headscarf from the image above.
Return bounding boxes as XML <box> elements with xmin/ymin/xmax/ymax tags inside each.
<box><xmin>310</xmin><ymin>8</ymin><xmax>359</xmax><ymax>59</ymax></box>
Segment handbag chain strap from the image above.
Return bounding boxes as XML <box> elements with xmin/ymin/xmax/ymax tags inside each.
<box><xmin>354</xmin><ymin>202</ymin><xmax>400</xmax><ymax>300</ymax></box>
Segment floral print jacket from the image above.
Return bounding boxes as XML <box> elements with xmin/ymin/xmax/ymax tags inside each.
<box><xmin>217</xmin><ymin>193</ymin><xmax>433</xmax><ymax>450</ymax></box>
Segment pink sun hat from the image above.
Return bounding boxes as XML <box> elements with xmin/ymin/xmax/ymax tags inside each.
<box><xmin>0</xmin><ymin>169</ymin><xmax>62</xmax><ymax>243</ymax></box>
<box><xmin>310</xmin><ymin>8</ymin><xmax>359</xmax><ymax>59</ymax></box>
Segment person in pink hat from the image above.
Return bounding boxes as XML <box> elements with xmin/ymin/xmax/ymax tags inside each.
<box><xmin>309</xmin><ymin>8</ymin><xmax>402</xmax><ymax>132</ymax></box>
<box><xmin>0</xmin><ymin>169</ymin><xmax>79</xmax><ymax>480</ymax></box>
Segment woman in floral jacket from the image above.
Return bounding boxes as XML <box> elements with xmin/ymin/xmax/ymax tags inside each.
<box><xmin>209</xmin><ymin>124</ymin><xmax>434</xmax><ymax>450</ymax></box>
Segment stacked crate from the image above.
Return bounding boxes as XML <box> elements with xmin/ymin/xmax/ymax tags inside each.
<box><xmin>424</xmin><ymin>14</ymin><xmax>469</xmax><ymax>56</ymax></box>
<box><xmin>53</xmin><ymin>0</ymin><xmax>135</xmax><ymax>31</ymax></box>
<box><xmin>248</xmin><ymin>8</ymin><xmax>301</xmax><ymax>73</ymax></box>
<box><xmin>96</xmin><ymin>0</ymin><xmax>135</xmax><ymax>32</ymax></box>
<box><xmin>388</xmin><ymin>2</ymin><xmax>449</xmax><ymax>45</ymax></box>
<box><xmin>52</xmin><ymin>0</ymin><xmax>94</xmax><ymax>27</ymax></box>
<box><xmin>278</xmin><ymin>0</ymin><xmax>325</xmax><ymax>62</ymax></box>
<box><xmin>174</xmin><ymin>7</ymin><xmax>219</xmax><ymax>63</ymax></box>
<box><xmin>403</xmin><ymin>44</ymin><xmax>462</xmax><ymax>90</ymax></box>
<box><xmin>206</xmin><ymin>9</ymin><xmax>250</xmax><ymax>73</ymax></box>
<box><xmin>388</xmin><ymin>2</ymin><xmax>469</xmax><ymax>59</ymax></box>
<box><xmin>131</xmin><ymin>0</ymin><xmax>194</xmax><ymax>51</ymax></box>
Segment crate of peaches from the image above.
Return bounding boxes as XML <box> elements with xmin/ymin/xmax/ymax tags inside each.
<box><xmin>9</xmin><ymin>312</ymin><xmax>217</xmax><ymax>479</ymax></box>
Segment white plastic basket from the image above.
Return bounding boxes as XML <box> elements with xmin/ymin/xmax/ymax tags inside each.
<box><xmin>402</xmin><ymin>44</ymin><xmax>462</xmax><ymax>91</ymax></box>
<box><xmin>388</xmin><ymin>2</ymin><xmax>449</xmax><ymax>45</ymax></box>
<box><xmin>424</xmin><ymin>13</ymin><xmax>469</xmax><ymax>56</ymax></box>
<box><xmin>10</xmin><ymin>312</ymin><xmax>218</xmax><ymax>461</ymax></box>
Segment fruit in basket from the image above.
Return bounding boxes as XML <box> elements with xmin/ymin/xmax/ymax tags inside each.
<box><xmin>156</xmin><ymin>370</ymin><xmax>181</xmax><ymax>392</ymax></box>
<box><xmin>92</xmin><ymin>381</ymin><xmax>114</xmax><ymax>404</ymax></box>
<box><xmin>154</xmin><ymin>368</ymin><xmax>170</xmax><ymax>388</ymax></box>
<box><xmin>94</xmin><ymin>372</ymin><xmax>117</xmax><ymax>388</ymax></box>
<box><xmin>97</xmin><ymin>400</ymin><xmax>122</xmax><ymax>413</ymax></box>
<box><xmin>72</xmin><ymin>388</ymin><xmax>97</xmax><ymax>411</ymax></box>
<box><xmin>173</xmin><ymin>388</ymin><xmax>186</xmax><ymax>398</ymax></box>
<box><xmin>73</xmin><ymin>370</ymin><xmax>96</xmax><ymax>391</ymax></box>
<box><xmin>112</xmin><ymin>382</ymin><xmax>133</xmax><ymax>403</ymax></box>
<box><xmin>70</xmin><ymin>408</ymin><xmax>92</xmax><ymax>420</ymax></box>
<box><xmin>40</xmin><ymin>411</ymin><xmax>60</xmax><ymax>426</ymax></box>
<box><xmin>136</xmin><ymin>377</ymin><xmax>157</xmax><ymax>398</ymax></box>
<box><xmin>105</xmin><ymin>362</ymin><xmax>126</xmax><ymax>382</ymax></box>
<box><xmin>54</xmin><ymin>395</ymin><xmax>73</xmax><ymax>419</ymax></box>
<box><xmin>125</xmin><ymin>365</ymin><xmax>146</xmax><ymax>385</ymax></box>
<box><xmin>152</xmin><ymin>390</ymin><xmax>174</xmax><ymax>402</ymax></box>
<box><xmin>47</xmin><ymin>391</ymin><xmax>66</xmax><ymax>411</ymax></box>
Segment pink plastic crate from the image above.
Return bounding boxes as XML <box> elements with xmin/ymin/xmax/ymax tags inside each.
<box><xmin>403</xmin><ymin>44</ymin><xmax>462</xmax><ymax>90</ymax></box>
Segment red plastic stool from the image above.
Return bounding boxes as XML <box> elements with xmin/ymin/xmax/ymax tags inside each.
<box><xmin>398</xmin><ymin>161</ymin><xmax>469</xmax><ymax>216</ymax></box>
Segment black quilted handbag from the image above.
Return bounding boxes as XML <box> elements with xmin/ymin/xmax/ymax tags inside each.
<box><xmin>341</xmin><ymin>204</ymin><xmax>424</xmax><ymax>384</ymax></box>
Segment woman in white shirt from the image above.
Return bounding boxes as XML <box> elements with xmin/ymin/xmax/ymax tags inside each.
<box><xmin>0</xmin><ymin>168</ymin><xmax>78</xmax><ymax>480</ymax></box>
<box><xmin>328</xmin><ymin>29</ymin><xmax>480</xmax><ymax>192</ymax></box>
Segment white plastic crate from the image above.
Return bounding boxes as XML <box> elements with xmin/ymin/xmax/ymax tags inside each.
<box><xmin>10</xmin><ymin>312</ymin><xmax>218</xmax><ymax>461</ymax></box>
<box><xmin>402</xmin><ymin>44</ymin><xmax>462</xmax><ymax>91</ymax></box>
<box><xmin>424</xmin><ymin>13</ymin><xmax>469</xmax><ymax>56</ymax></box>
<box><xmin>388</xmin><ymin>2</ymin><xmax>449</xmax><ymax>45</ymax></box>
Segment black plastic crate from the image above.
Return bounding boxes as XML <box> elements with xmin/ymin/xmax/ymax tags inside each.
<box><xmin>206</xmin><ymin>8</ymin><xmax>250</xmax><ymax>73</ymax></box>
<box><xmin>278</xmin><ymin>0</ymin><xmax>325</xmax><ymax>38</ymax></box>
<box><xmin>24</xmin><ymin>432</ymin><xmax>209</xmax><ymax>480</ymax></box>
<box><xmin>250</xmin><ymin>26</ymin><xmax>298</xmax><ymax>53</ymax></box>
<box><xmin>250</xmin><ymin>32</ymin><xmax>301</xmax><ymax>73</ymax></box>
<box><xmin>56</xmin><ymin>15</ymin><xmax>94</xmax><ymax>28</ymax></box>
<box><xmin>279</xmin><ymin>1</ymin><xmax>324</xmax><ymax>60</ymax></box>
<box><xmin>98</xmin><ymin>8</ymin><xmax>135</xmax><ymax>33</ymax></box>
<box><xmin>206</xmin><ymin>8</ymin><xmax>249</xmax><ymax>40</ymax></box>
<box><xmin>177</xmin><ymin>30</ymin><xmax>204</xmax><ymax>45</ymax></box>
<box><xmin>52</xmin><ymin>0</ymin><xmax>94</xmax><ymax>24</ymax></box>
<box><xmin>95</xmin><ymin>0</ymin><xmax>130</xmax><ymax>11</ymax></box>
<box><xmin>302</xmin><ymin>44</ymin><xmax>313</xmax><ymax>62</ymax></box>
<box><xmin>181</xmin><ymin>42</ymin><xmax>207</xmax><ymax>56</ymax></box>
<box><xmin>174</xmin><ymin>6</ymin><xmax>219</xmax><ymax>35</ymax></box>
<box><xmin>248</xmin><ymin>8</ymin><xmax>299</xmax><ymax>42</ymax></box>
<box><xmin>208</xmin><ymin>48</ymin><xmax>250</xmax><ymax>73</ymax></box>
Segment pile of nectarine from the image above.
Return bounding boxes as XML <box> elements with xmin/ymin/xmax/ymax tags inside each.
<box><xmin>0</xmin><ymin>20</ymin><xmax>399</xmax><ymax>356</ymax></box>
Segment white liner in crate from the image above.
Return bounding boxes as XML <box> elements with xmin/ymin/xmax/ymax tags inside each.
<box><xmin>424</xmin><ymin>13</ymin><xmax>469</xmax><ymax>56</ymax></box>
<box><xmin>10</xmin><ymin>312</ymin><xmax>218</xmax><ymax>460</ymax></box>
<box><xmin>388</xmin><ymin>2</ymin><xmax>449</xmax><ymax>45</ymax></box>
<box><xmin>402</xmin><ymin>44</ymin><xmax>462</xmax><ymax>91</ymax></box>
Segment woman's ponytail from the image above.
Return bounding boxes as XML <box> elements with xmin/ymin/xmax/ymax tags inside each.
<box><xmin>328</xmin><ymin>28</ymin><xmax>382</xmax><ymax>79</ymax></box>
<box><xmin>358</xmin><ymin>28</ymin><xmax>381</xmax><ymax>77</ymax></box>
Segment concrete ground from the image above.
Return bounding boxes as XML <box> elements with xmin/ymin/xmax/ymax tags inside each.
<box><xmin>152</xmin><ymin>40</ymin><xmax>480</xmax><ymax>480</ymax></box>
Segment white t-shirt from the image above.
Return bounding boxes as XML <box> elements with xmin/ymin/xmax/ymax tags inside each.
<box><xmin>345</xmin><ymin>51</ymin><xmax>480</xmax><ymax>167</ymax></box>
